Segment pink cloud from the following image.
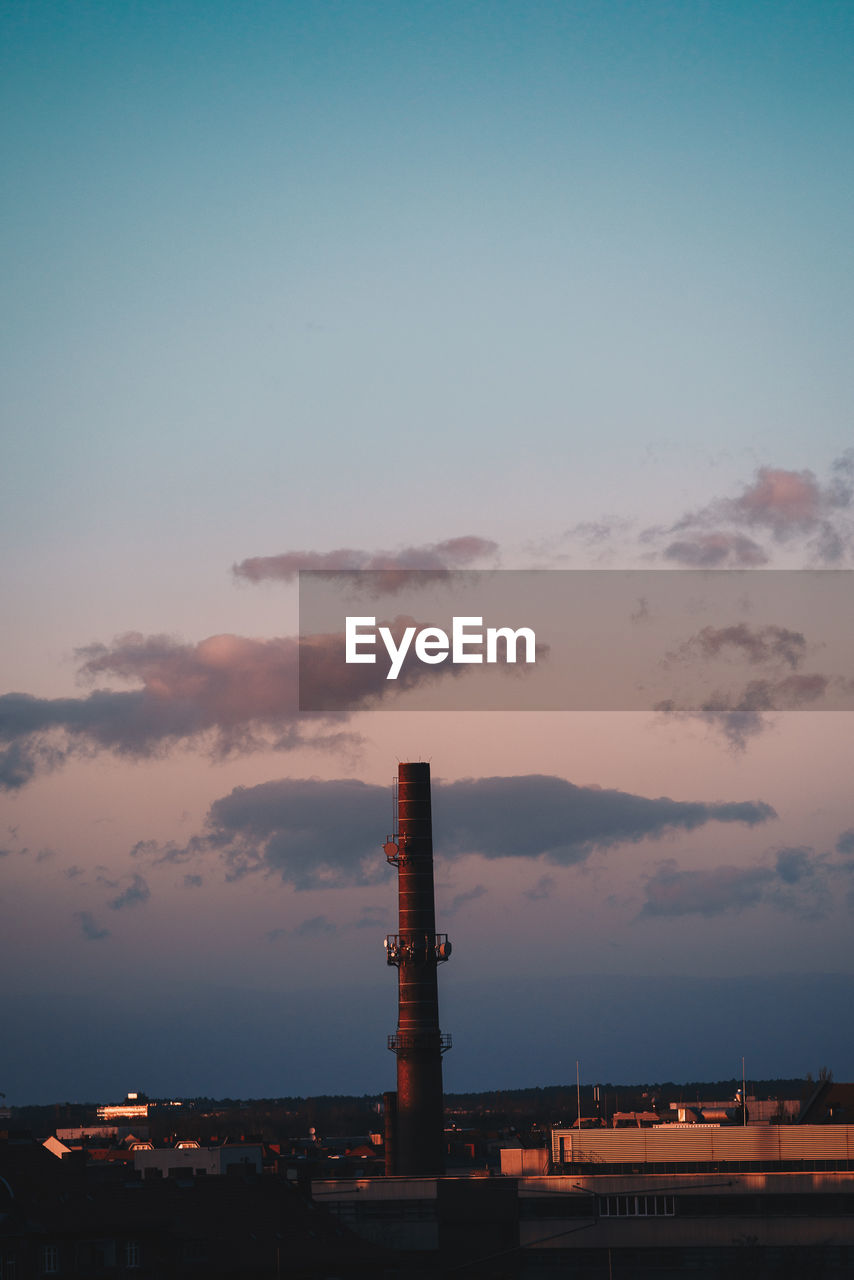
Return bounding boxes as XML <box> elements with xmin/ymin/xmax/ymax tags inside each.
<box><xmin>0</xmin><ymin>619</ymin><xmax>468</xmax><ymax>789</ymax></box>
<box><xmin>648</xmin><ymin>454</ymin><xmax>854</xmax><ymax>565</ymax></box>
<box><xmin>728</xmin><ymin>467</ymin><xmax>824</xmax><ymax>535</ymax></box>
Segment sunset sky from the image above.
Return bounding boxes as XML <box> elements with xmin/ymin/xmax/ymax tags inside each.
<box><xmin>2</xmin><ymin>0</ymin><xmax>854</xmax><ymax>1105</ymax></box>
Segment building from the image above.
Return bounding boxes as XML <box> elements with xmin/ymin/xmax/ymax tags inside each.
<box><xmin>133</xmin><ymin>1141</ymin><xmax>264</xmax><ymax>1180</ymax></box>
<box><xmin>95</xmin><ymin>1091</ymin><xmax>184</xmax><ymax>1124</ymax></box>
<box><xmin>800</xmin><ymin>1079</ymin><xmax>854</xmax><ymax>1124</ymax></box>
<box><xmin>314</xmin><ymin>1125</ymin><xmax>854</xmax><ymax>1276</ymax></box>
<box><xmin>548</xmin><ymin>1122</ymin><xmax>854</xmax><ymax>1171</ymax></box>
<box><xmin>96</xmin><ymin>1092</ymin><xmax>150</xmax><ymax>1122</ymax></box>
<box><xmin>1</xmin><ymin>1131</ymin><xmax>388</xmax><ymax>1278</ymax></box>
<box><xmin>666</xmin><ymin>1095</ymin><xmax>800</xmax><ymax>1124</ymax></box>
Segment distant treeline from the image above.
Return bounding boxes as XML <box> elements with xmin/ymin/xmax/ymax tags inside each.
<box><xmin>447</xmin><ymin>1078</ymin><xmax>809</xmax><ymax>1107</ymax></box>
<box><xmin>9</xmin><ymin>1079</ymin><xmax>811</xmax><ymax>1142</ymax></box>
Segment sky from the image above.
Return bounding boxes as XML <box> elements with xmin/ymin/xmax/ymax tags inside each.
<box><xmin>2</xmin><ymin>0</ymin><xmax>854</xmax><ymax>1105</ymax></box>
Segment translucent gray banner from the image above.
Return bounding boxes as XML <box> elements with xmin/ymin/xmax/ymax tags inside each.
<box><xmin>298</xmin><ymin>570</ymin><xmax>854</xmax><ymax>714</ymax></box>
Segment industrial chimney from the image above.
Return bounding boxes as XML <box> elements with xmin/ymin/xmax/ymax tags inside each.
<box><xmin>383</xmin><ymin>762</ymin><xmax>451</xmax><ymax>1176</ymax></box>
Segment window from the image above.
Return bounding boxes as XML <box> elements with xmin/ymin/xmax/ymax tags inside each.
<box><xmin>42</xmin><ymin>1246</ymin><xmax>59</xmax><ymax>1274</ymax></box>
<box><xmin>124</xmin><ymin>1241</ymin><xmax>140</xmax><ymax>1270</ymax></box>
<box><xmin>599</xmin><ymin>1194</ymin><xmax>675</xmax><ymax>1217</ymax></box>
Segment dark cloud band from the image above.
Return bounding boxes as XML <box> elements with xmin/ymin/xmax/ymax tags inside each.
<box><xmin>152</xmin><ymin>773</ymin><xmax>776</xmax><ymax>891</ymax></box>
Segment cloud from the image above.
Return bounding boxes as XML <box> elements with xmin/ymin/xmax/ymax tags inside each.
<box><xmin>524</xmin><ymin>874</ymin><xmax>556</xmax><ymax>901</ymax></box>
<box><xmin>540</xmin><ymin>457</ymin><xmax>852</xmax><ymax>568</ymax></box>
<box><xmin>446</xmin><ymin>884</ymin><xmax>487</xmax><ymax>915</ymax></box>
<box><xmin>641</xmin><ymin>846</ymin><xmax>832</xmax><ymax>919</ymax></box>
<box><xmin>657</xmin><ymin>623</ymin><xmax>831</xmax><ymax>747</ymax></box>
<box><xmin>528</xmin><ymin>518</ymin><xmax>638</xmax><ymax>568</ymax></box>
<box><xmin>267</xmin><ymin>915</ymin><xmax>337</xmax><ymax>941</ymax></box>
<box><xmin>837</xmin><ymin>830</ymin><xmax>854</xmax><ymax>857</ymax></box>
<box><xmin>645</xmin><ymin>455</ymin><xmax>854</xmax><ymax>566</ymax></box>
<box><xmin>812</xmin><ymin>521</ymin><xmax>848</xmax><ymax>563</ymax></box>
<box><xmin>75</xmin><ymin>911</ymin><xmax>110</xmax><ymax>941</ymax></box>
<box><xmin>295</xmin><ymin>914</ymin><xmax>336</xmax><ymax>937</ymax></box>
<box><xmin>201</xmin><ymin>777</ymin><xmax>388</xmax><ymax>889</ymax></box>
<box><xmin>183</xmin><ymin>873</ymin><xmax>203</xmax><ymax>888</ymax></box>
<box><xmin>775</xmin><ymin>846</ymin><xmax>813</xmax><ymax>883</ymax></box>
<box><xmin>130</xmin><ymin>839</ymin><xmax>162</xmax><ymax>861</ymax></box>
<box><xmin>107</xmin><ymin>873</ymin><xmax>151</xmax><ymax>910</ymax></box>
<box><xmin>233</xmin><ymin>536</ymin><xmax>498</xmax><ymax>589</ymax></box>
<box><xmin>160</xmin><ymin>773</ymin><xmax>776</xmax><ymax>891</ymax></box>
<box><xmin>0</xmin><ymin>622</ymin><xmax>464</xmax><ymax>790</ymax></box>
<box><xmin>727</xmin><ymin>467</ymin><xmax>828</xmax><ymax>536</ymax></box>
<box><xmin>0</xmin><ymin>740</ymin><xmax>64</xmax><ymax>791</ymax></box>
<box><xmin>662</xmin><ymin>533</ymin><xmax>769</xmax><ymax>568</ymax></box>
<box><xmin>0</xmin><ymin>634</ymin><xmax>308</xmax><ymax>789</ymax></box>
<box><xmin>642</xmin><ymin>860</ymin><xmax>772</xmax><ymax>917</ymax></box>
<box><xmin>435</xmin><ymin>775</ymin><xmax>775</xmax><ymax>865</ymax></box>
<box><xmin>668</xmin><ymin>623</ymin><xmax>807</xmax><ymax>670</ymax></box>
<box><xmin>355</xmin><ymin>905</ymin><xmax>387</xmax><ymax>930</ymax></box>
<box><xmin>657</xmin><ymin>673</ymin><xmax>829</xmax><ymax>749</ymax></box>
<box><xmin>567</xmin><ymin>519</ymin><xmax>638</xmax><ymax>554</ymax></box>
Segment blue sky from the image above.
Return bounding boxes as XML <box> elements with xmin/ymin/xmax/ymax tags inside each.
<box><xmin>2</xmin><ymin>0</ymin><xmax>854</xmax><ymax>1102</ymax></box>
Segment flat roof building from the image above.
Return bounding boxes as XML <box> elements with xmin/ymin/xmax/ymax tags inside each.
<box><xmin>315</xmin><ymin>1126</ymin><xmax>854</xmax><ymax>1276</ymax></box>
<box><xmin>550</xmin><ymin>1123</ymin><xmax>854</xmax><ymax>1173</ymax></box>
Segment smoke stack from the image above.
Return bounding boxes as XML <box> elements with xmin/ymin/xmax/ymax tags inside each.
<box><xmin>383</xmin><ymin>762</ymin><xmax>451</xmax><ymax>1175</ymax></box>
